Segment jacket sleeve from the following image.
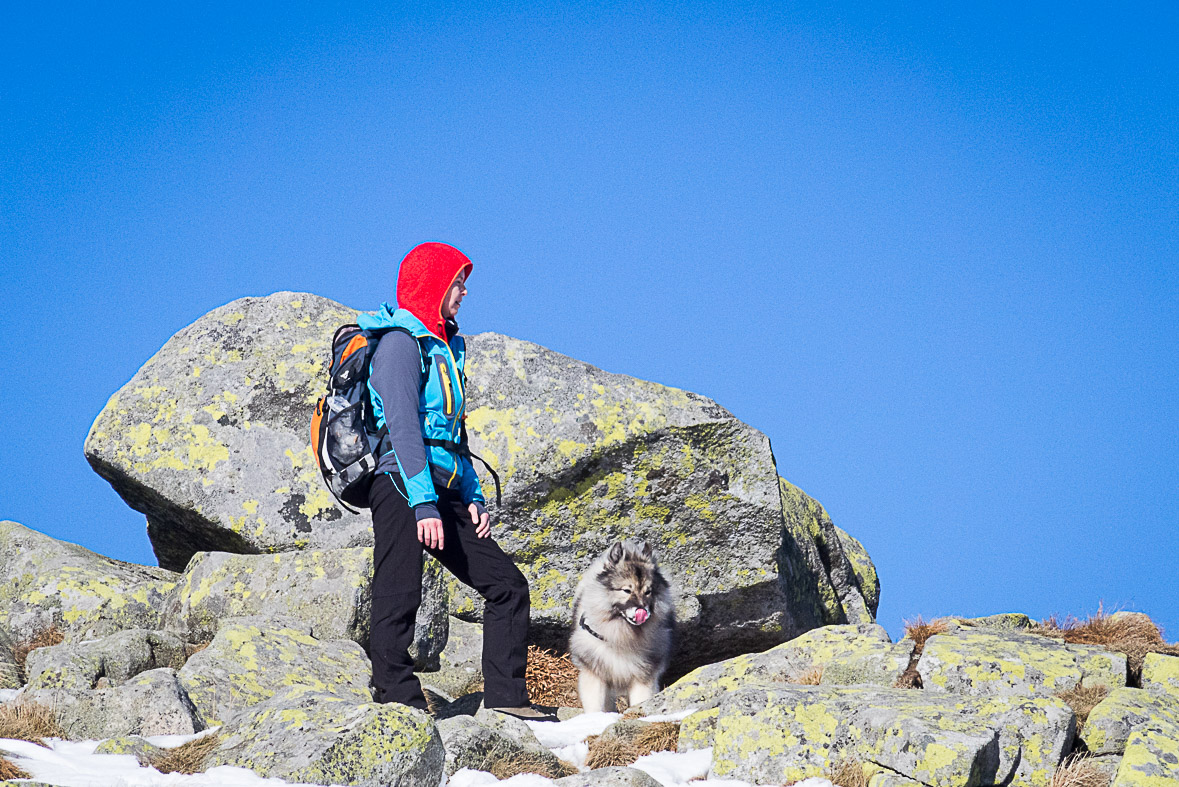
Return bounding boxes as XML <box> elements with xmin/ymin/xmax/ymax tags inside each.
<box><xmin>368</xmin><ymin>332</ymin><xmax>438</xmax><ymax>514</ymax></box>
<box><xmin>458</xmin><ymin>449</ymin><xmax>486</xmax><ymax>506</ymax></box>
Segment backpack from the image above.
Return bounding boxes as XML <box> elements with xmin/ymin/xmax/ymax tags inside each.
<box><xmin>311</xmin><ymin>323</ymin><xmax>423</xmax><ymax>512</ymax></box>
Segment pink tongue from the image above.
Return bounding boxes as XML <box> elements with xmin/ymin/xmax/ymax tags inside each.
<box><xmin>633</xmin><ymin>608</ymin><xmax>649</xmax><ymax>624</ymax></box>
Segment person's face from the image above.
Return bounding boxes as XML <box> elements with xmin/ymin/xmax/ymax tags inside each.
<box><xmin>442</xmin><ymin>272</ymin><xmax>467</xmax><ymax>319</ymax></box>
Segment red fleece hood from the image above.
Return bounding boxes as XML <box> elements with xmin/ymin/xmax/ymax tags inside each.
<box><xmin>396</xmin><ymin>242</ymin><xmax>473</xmax><ymax>340</ymax></box>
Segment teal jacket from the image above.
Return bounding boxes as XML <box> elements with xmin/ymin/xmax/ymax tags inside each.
<box><xmin>357</xmin><ymin>304</ymin><xmax>484</xmax><ymax>512</ymax></box>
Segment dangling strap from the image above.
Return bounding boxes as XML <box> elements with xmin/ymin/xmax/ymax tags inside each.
<box><xmin>422</xmin><ymin>438</ymin><xmax>503</xmax><ymax>506</ymax></box>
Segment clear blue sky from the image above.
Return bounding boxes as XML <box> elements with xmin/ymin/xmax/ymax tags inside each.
<box><xmin>2</xmin><ymin>2</ymin><xmax>1176</xmax><ymax>641</ymax></box>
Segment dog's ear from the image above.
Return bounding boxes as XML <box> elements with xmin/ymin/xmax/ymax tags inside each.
<box><xmin>638</xmin><ymin>541</ymin><xmax>654</xmax><ymax>560</ymax></box>
<box><xmin>607</xmin><ymin>541</ymin><xmax>625</xmax><ymax>564</ymax></box>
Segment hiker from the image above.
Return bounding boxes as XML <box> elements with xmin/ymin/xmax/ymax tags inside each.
<box><xmin>358</xmin><ymin>242</ymin><xmax>547</xmax><ymax>720</ymax></box>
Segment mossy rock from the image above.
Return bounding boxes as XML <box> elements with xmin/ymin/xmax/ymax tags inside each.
<box><xmin>23</xmin><ymin>667</ymin><xmax>204</xmax><ymax>740</ymax></box>
<box><xmin>25</xmin><ymin>629</ymin><xmax>185</xmax><ymax>690</ymax></box>
<box><xmin>0</xmin><ymin>520</ymin><xmax>178</xmax><ymax>645</ymax></box>
<box><xmin>1112</xmin><ymin>716</ymin><xmax>1179</xmax><ymax>786</ymax></box>
<box><xmin>93</xmin><ymin>735</ymin><xmax>167</xmax><ymax>763</ymax></box>
<box><xmin>706</xmin><ymin>685</ymin><xmax>1074</xmax><ymax>786</ymax></box>
<box><xmin>1082</xmin><ymin>687</ymin><xmax>1179</xmax><ymax>756</ymax></box>
<box><xmin>436</xmin><ymin>713</ymin><xmax>569</xmax><ymax>778</ymax></box>
<box><xmin>176</xmin><ymin>616</ymin><xmax>372</xmax><ymax>726</ymax></box>
<box><xmin>917</xmin><ymin>627</ymin><xmax>1127</xmax><ymax>698</ymax></box>
<box><xmin>85</xmin><ymin>292</ymin><xmax>879</xmax><ymax>670</ymax></box>
<box><xmin>211</xmin><ymin>691</ymin><xmax>443</xmax><ymax>787</ymax></box>
<box><xmin>636</xmin><ymin>624</ymin><xmax>913</xmax><ymax>718</ymax></box>
<box><xmin>1141</xmin><ymin>652</ymin><xmax>1179</xmax><ymax>702</ymax></box>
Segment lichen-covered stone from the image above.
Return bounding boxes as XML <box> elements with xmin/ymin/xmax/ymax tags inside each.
<box><xmin>472</xmin><ymin>706</ymin><xmax>545</xmax><ymax>749</ymax></box>
<box><xmin>706</xmin><ymin>685</ymin><xmax>1074</xmax><ymax>786</ymax></box>
<box><xmin>25</xmin><ymin>629</ymin><xmax>185</xmax><ymax>690</ymax></box>
<box><xmin>85</xmin><ymin>292</ymin><xmax>879</xmax><ymax>670</ymax></box>
<box><xmin>678</xmin><ymin>706</ymin><xmax>720</xmax><ymax>751</ymax></box>
<box><xmin>93</xmin><ymin>735</ymin><xmax>167</xmax><ymax>763</ymax></box>
<box><xmin>1112</xmin><ymin>717</ymin><xmax>1179</xmax><ymax>786</ymax></box>
<box><xmin>918</xmin><ymin>627</ymin><xmax>1127</xmax><ymax>697</ymax></box>
<box><xmin>453</xmin><ymin>336</ymin><xmax>875</xmax><ymax>666</ymax></box>
<box><xmin>1083</xmin><ymin>687</ymin><xmax>1179</xmax><ymax>756</ymax></box>
<box><xmin>957</xmin><ymin>613</ymin><xmax>1034</xmax><ymax>631</ymax></box>
<box><xmin>0</xmin><ymin>637</ymin><xmax>20</xmax><ymax>689</ymax></box>
<box><xmin>437</xmin><ymin>714</ymin><xmax>568</xmax><ymax>777</ymax></box>
<box><xmin>423</xmin><ymin>616</ymin><xmax>484</xmax><ymax>697</ymax></box>
<box><xmin>867</xmin><ymin>774</ymin><xmax>924</xmax><ymax>787</ymax></box>
<box><xmin>0</xmin><ymin>520</ymin><xmax>177</xmax><ymax>644</ymax></box>
<box><xmin>555</xmin><ymin>767</ymin><xmax>664</xmax><ymax>787</ymax></box>
<box><xmin>636</xmin><ymin>624</ymin><xmax>913</xmax><ymax>717</ymax></box>
<box><xmin>211</xmin><ymin>691</ymin><xmax>443</xmax><ymax>787</ymax></box>
<box><xmin>176</xmin><ymin>616</ymin><xmax>371</xmax><ymax>726</ymax></box>
<box><xmin>23</xmin><ymin>667</ymin><xmax>204</xmax><ymax>740</ymax></box>
<box><xmin>834</xmin><ymin>525</ymin><xmax>879</xmax><ymax>617</ymax></box>
<box><xmin>1141</xmin><ymin>652</ymin><xmax>1179</xmax><ymax>702</ymax></box>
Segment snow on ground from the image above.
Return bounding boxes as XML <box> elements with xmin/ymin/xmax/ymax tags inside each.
<box><xmin>0</xmin><ymin>711</ymin><xmax>833</xmax><ymax>787</ymax></box>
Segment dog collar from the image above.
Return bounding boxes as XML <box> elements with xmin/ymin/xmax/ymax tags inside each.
<box><xmin>579</xmin><ymin>614</ymin><xmax>607</xmax><ymax>642</ymax></box>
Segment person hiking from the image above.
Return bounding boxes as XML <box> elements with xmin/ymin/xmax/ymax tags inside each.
<box><xmin>358</xmin><ymin>241</ymin><xmax>551</xmax><ymax>720</ymax></box>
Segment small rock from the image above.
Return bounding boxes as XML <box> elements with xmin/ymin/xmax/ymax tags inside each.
<box><xmin>554</xmin><ymin>766</ymin><xmax>663</xmax><ymax>787</ymax></box>
<box><xmin>25</xmin><ymin>629</ymin><xmax>185</xmax><ymax>690</ymax></box>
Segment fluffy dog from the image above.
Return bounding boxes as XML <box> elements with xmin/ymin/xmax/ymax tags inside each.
<box><xmin>569</xmin><ymin>540</ymin><xmax>675</xmax><ymax>712</ymax></box>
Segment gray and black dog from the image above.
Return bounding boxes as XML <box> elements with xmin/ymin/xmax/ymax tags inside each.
<box><xmin>569</xmin><ymin>540</ymin><xmax>675</xmax><ymax>712</ymax></box>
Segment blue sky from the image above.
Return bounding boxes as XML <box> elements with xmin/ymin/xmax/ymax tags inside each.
<box><xmin>2</xmin><ymin>2</ymin><xmax>1176</xmax><ymax>641</ymax></box>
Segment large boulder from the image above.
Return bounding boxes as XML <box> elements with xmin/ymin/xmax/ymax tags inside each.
<box><xmin>1081</xmin><ymin>687</ymin><xmax>1179</xmax><ymax>755</ymax></box>
<box><xmin>85</xmin><ymin>292</ymin><xmax>878</xmax><ymax>667</ymax></box>
<box><xmin>1112</xmin><ymin>716</ymin><xmax>1179</xmax><ymax>786</ymax></box>
<box><xmin>703</xmin><ymin>685</ymin><xmax>1074</xmax><ymax>786</ymax></box>
<box><xmin>211</xmin><ymin>691</ymin><xmax>444</xmax><ymax>787</ymax></box>
<box><xmin>21</xmin><ymin>667</ymin><xmax>204</xmax><ymax>739</ymax></box>
<box><xmin>1141</xmin><ymin>652</ymin><xmax>1179</xmax><ymax>700</ymax></box>
<box><xmin>917</xmin><ymin>627</ymin><xmax>1127</xmax><ymax>697</ymax></box>
<box><xmin>635</xmin><ymin>624</ymin><xmax>913</xmax><ymax>718</ymax></box>
<box><xmin>176</xmin><ymin>616</ymin><xmax>372</xmax><ymax>726</ymax></box>
<box><xmin>0</xmin><ymin>520</ymin><xmax>177</xmax><ymax>644</ymax></box>
<box><xmin>24</xmin><ymin>629</ymin><xmax>185</xmax><ymax>690</ymax></box>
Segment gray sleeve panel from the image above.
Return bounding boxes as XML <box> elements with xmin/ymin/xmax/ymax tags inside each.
<box><xmin>369</xmin><ymin>331</ymin><xmax>428</xmax><ymax>479</ymax></box>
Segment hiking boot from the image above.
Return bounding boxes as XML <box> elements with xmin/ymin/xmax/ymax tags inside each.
<box><xmin>487</xmin><ymin>704</ymin><xmax>560</xmax><ymax>722</ymax></box>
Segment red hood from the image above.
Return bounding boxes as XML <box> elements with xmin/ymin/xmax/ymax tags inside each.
<box><xmin>396</xmin><ymin>242</ymin><xmax>473</xmax><ymax>340</ymax></box>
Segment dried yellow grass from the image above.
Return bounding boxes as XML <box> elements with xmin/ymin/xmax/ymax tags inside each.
<box><xmin>147</xmin><ymin>733</ymin><xmax>220</xmax><ymax>775</ymax></box>
<box><xmin>526</xmin><ymin>646</ymin><xmax>580</xmax><ymax>707</ymax></box>
<box><xmin>585</xmin><ymin>736</ymin><xmax>640</xmax><ymax>769</ymax></box>
<box><xmin>1033</xmin><ymin>607</ymin><xmax>1179</xmax><ymax>681</ymax></box>
<box><xmin>903</xmin><ymin>616</ymin><xmax>951</xmax><ymax>653</ymax></box>
<box><xmin>792</xmin><ymin>665</ymin><xmax>824</xmax><ymax>685</ymax></box>
<box><xmin>0</xmin><ymin>700</ymin><xmax>65</xmax><ymax>745</ymax></box>
<box><xmin>0</xmin><ymin>755</ymin><xmax>31</xmax><ymax>781</ymax></box>
<box><xmin>12</xmin><ymin>626</ymin><xmax>64</xmax><ymax>677</ymax></box>
<box><xmin>826</xmin><ymin>757</ymin><xmax>869</xmax><ymax>787</ymax></box>
<box><xmin>1055</xmin><ymin>684</ymin><xmax>1110</xmax><ymax>734</ymax></box>
<box><xmin>486</xmin><ymin>745</ymin><xmax>578</xmax><ymax>779</ymax></box>
<box><xmin>632</xmin><ymin>721</ymin><xmax>679</xmax><ymax>755</ymax></box>
<box><xmin>1049</xmin><ymin>754</ymin><xmax>1110</xmax><ymax>787</ymax></box>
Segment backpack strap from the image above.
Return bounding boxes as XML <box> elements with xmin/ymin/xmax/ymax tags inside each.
<box><xmin>422</xmin><ymin>436</ymin><xmax>503</xmax><ymax>506</ymax></box>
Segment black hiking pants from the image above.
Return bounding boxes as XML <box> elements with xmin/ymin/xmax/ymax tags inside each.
<box><xmin>368</xmin><ymin>472</ymin><xmax>530</xmax><ymax>710</ymax></box>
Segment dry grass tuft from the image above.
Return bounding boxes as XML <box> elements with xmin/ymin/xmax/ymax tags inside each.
<box><xmin>184</xmin><ymin>642</ymin><xmax>210</xmax><ymax>659</ymax></box>
<box><xmin>893</xmin><ymin>666</ymin><xmax>922</xmax><ymax>689</ymax></box>
<box><xmin>0</xmin><ymin>700</ymin><xmax>65</xmax><ymax>745</ymax></box>
<box><xmin>146</xmin><ymin>733</ymin><xmax>220</xmax><ymax>775</ymax></box>
<box><xmin>826</xmin><ymin>757</ymin><xmax>870</xmax><ymax>787</ymax></box>
<box><xmin>12</xmin><ymin>626</ymin><xmax>65</xmax><ymax>677</ymax></box>
<box><xmin>792</xmin><ymin>665</ymin><xmax>825</xmax><ymax>685</ymax></box>
<box><xmin>487</xmin><ymin>746</ymin><xmax>578</xmax><ymax>779</ymax></box>
<box><xmin>0</xmin><ymin>756</ymin><xmax>31</xmax><ymax>781</ymax></box>
<box><xmin>525</xmin><ymin>646</ymin><xmax>580</xmax><ymax>708</ymax></box>
<box><xmin>904</xmin><ymin>616</ymin><xmax>951</xmax><ymax>653</ymax></box>
<box><xmin>632</xmin><ymin>721</ymin><xmax>679</xmax><ymax>755</ymax></box>
<box><xmin>1055</xmin><ymin>684</ymin><xmax>1110</xmax><ymax>734</ymax></box>
<box><xmin>585</xmin><ymin>736</ymin><xmax>640</xmax><ymax>769</ymax></box>
<box><xmin>1049</xmin><ymin>754</ymin><xmax>1110</xmax><ymax>787</ymax></box>
<box><xmin>1032</xmin><ymin>606</ymin><xmax>1179</xmax><ymax>681</ymax></box>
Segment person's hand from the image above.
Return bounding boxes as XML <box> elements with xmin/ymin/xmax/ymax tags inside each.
<box><xmin>469</xmin><ymin>503</ymin><xmax>491</xmax><ymax>538</ymax></box>
<box><xmin>418</xmin><ymin>517</ymin><xmax>444</xmax><ymax>550</ymax></box>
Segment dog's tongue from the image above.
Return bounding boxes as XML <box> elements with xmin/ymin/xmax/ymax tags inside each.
<box><xmin>633</xmin><ymin>607</ymin><xmax>649</xmax><ymax>625</ymax></box>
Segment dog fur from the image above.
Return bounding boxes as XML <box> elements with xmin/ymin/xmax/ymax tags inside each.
<box><xmin>568</xmin><ymin>540</ymin><xmax>675</xmax><ymax>712</ymax></box>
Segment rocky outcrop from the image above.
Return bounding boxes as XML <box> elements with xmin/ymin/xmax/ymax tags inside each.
<box><xmin>1081</xmin><ymin>687</ymin><xmax>1179</xmax><ymax>755</ymax></box>
<box><xmin>176</xmin><ymin>616</ymin><xmax>372</xmax><ymax>726</ymax></box>
<box><xmin>917</xmin><ymin>626</ymin><xmax>1127</xmax><ymax>697</ymax></box>
<box><xmin>210</xmin><ymin>692</ymin><xmax>444</xmax><ymax>787</ymax></box>
<box><xmin>24</xmin><ymin>629</ymin><xmax>185</xmax><ymax>690</ymax></box>
<box><xmin>0</xmin><ymin>520</ymin><xmax>177</xmax><ymax>644</ymax></box>
<box><xmin>85</xmin><ymin>292</ymin><xmax>878</xmax><ymax>671</ymax></box>
<box><xmin>704</xmin><ymin>685</ymin><xmax>1074</xmax><ymax>786</ymax></box>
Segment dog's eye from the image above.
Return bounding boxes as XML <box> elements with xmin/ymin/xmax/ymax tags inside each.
<box><xmin>621</xmin><ymin>587</ymin><xmax>633</xmax><ymax>594</ymax></box>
